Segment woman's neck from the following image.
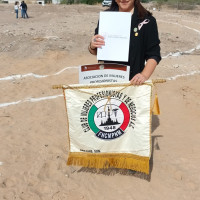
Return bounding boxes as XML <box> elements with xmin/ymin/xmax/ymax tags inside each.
<box><xmin>119</xmin><ymin>7</ymin><xmax>134</xmax><ymax>14</ymax></box>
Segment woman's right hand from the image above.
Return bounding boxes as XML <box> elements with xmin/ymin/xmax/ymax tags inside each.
<box><xmin>90</xmin><ymin>34</ymin><xmax>105</xmax><ymax>50</ymax></box>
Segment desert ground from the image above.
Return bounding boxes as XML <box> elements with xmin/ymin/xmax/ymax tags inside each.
<box><xmin>0</xmin><ymin>3</ymin><xmax>200</xmax><ymax>200</ymax></box>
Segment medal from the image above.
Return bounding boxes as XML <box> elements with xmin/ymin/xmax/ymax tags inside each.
<box><xmin>134</xmin><ymin>27</ymin><xmax>137</xmax><ymax>32</ymax></box>
<box><xmin>135</xmin><ymin>32</ymin><xmax>138</xmax><ymax>36</ymax></box>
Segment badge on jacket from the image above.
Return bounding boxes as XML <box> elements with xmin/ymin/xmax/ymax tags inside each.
<box><xmin>134</xmin><ymin>19</ymin><xmax>150</xmax><ymax>37</ymax></box>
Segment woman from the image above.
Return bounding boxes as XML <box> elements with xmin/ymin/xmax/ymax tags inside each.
<box><xmin>14</xmin><ymin>1</ymin><xmax>19</xmax><ymax>19</ymax></box>
<box><xmin>88</xmin><ymin>0</ymin><xmax>161</xmax><ymax>85</ymax></box>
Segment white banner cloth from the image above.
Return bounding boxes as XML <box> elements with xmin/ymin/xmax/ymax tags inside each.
<box><xmin>64</xmin><ymin>82</ymin><xmax>152</xmax><ymax>174</ymax></box>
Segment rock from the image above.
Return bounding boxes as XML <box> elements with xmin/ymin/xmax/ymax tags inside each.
<box><xmin>173</xmin><ymin>64</ymin><xmax>179</xmax><ymax>68</ymax></box>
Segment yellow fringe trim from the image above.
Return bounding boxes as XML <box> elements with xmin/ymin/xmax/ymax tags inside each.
<box><xmin>67</xmin><ymin>152</ymin><xmax>149</xmax><ymax>174</ymax></box>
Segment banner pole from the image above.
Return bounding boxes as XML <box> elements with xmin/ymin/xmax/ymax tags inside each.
<box><xmin>52</xmin><ymin>79</ymin><xmax>166</xmax><ymax>90</ymax></box>
<box><xmin>152</xmin><ymin>79</ymin><xmax>166</xmax><ymax>84</ymax></box>
<box><xmin>52</xmin><ymin>85</ymin><xmax>63</xmax><ymax>89</ymax></box>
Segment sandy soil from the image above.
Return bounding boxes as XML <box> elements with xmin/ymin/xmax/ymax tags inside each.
<box><xmin>0</xmin><ymin>3</ymin><xmax>200</xmax><ymax>200</ymax></box>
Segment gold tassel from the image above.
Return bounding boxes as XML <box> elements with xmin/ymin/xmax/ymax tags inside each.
<box><xmin>152</xmin><ymin>94</ymin><xmax>160</xmax><ymax>115</ymax></box>
<box><xmin>67</xmin><ymin>152</ymin><xmax>150</xmax><ymax>174</ymax></box>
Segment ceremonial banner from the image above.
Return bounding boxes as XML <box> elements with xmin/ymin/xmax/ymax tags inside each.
<box><xmin>63</xmin><ymin>82</ymin><xmax>153</xmax><ymax>174</ymax></box>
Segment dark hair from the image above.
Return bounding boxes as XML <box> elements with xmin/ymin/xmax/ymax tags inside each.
<box><xmin>110</xmin><ymin>0</ymin><xmax>151</xmax><ymax>19</ymax></box>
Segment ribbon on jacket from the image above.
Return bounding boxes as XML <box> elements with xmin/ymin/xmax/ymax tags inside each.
<box><xmin>138</xmin><ymin>19</ymin><xmax>150</xmax><ymax>30</ymax></box>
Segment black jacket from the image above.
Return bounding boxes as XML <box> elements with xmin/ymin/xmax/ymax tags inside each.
<box><xmin>95</xmin><ymin>8</ymin><xmax>161</xmax><ymax>80</ymax></box>
<box><xmin>20</xmin><ymin>2</ymin><xmax>27</xmax><ymax>10</ymax></box>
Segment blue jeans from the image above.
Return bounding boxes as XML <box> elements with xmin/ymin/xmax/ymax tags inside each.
<box><xmin>25</xmin><ymin>10</ymin><xmax>28</xmax><ymax>18</ymax></box>
<box><xmin>22</xmin><ymin>9</ymin><xmax>25</xmax><ymax>18</ymax></box>
<box><xmin>15</xmin><ymin>9</ymin><xmax>18</xmax><ymax>18</ymax></box>
<box><xmin>22</xmin><ymin>9</ymin><xmax>28</xmax><ymax>18</ymax></box>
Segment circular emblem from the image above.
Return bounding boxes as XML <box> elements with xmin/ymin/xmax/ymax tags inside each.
<box><xmin>99</xmin><ymin>65</ymin><xmax>104</xmax><ymax>70</ymax></box>
<box><xmin>88</xmin><ymin>98</ymin><xmax>130</xmax><ymax>140</ymax></box>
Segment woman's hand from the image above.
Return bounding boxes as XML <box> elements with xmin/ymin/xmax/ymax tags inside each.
<box><xmin>90</xmin><ymin>34</ymin><xmax>105</xmax><ymax>49</ymax></box>
<box><xmin>130</xmin><ymin>59</ymin><xmax>158</xmax><ymax>85</ymax></box>
<box><xmin>130</xmin><ymin>73</ymin><xmax>148</xmax><ymax>85</ymax></box>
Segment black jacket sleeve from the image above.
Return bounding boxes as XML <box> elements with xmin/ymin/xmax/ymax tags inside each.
<box><xmin>144</xmin><ymin>17</ymin><xmax>161</xmax><ymax>64</ymax></box>
<box><xmin>94</xmin><ymin>21</ymin><xmax>99</xmax><ymax>35</ymax></box>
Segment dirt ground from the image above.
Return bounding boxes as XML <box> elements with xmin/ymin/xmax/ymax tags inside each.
<box><xmin>0</xmin><ymin>3</ymin><xmax>200</xmax><ymax>200</ymax></box>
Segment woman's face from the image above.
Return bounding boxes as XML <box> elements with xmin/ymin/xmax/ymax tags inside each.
<box><xmin>115</xmin><ymin>0</ymin><xmax>135</xmax><ymax>12</ymax></box>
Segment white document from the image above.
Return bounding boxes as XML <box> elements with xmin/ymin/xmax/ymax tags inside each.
<box><xmin>97</xmin><ymin>12</ymin><xmax>131</xmax><ymax>62</ymax></box>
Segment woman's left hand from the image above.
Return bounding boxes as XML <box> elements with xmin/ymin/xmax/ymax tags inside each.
<box><xmin>130</xmin><ymin>73</ymin><xmax>147</xmax><ymax>85</ymax></box>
